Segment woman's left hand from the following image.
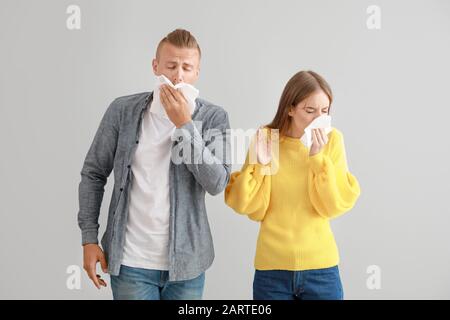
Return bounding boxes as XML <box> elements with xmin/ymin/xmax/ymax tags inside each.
<box><xmin>309</xmin><ymin>128</ymin><xmax>329</xmax><ymax>157</ymax></box>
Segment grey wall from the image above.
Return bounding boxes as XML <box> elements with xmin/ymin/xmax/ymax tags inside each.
<box><xmin>1</xmin><ymin>0</ymin><xmax>449</xmax><ymax>299</ymax></box>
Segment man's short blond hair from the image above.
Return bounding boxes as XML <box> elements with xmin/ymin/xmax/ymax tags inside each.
<box><xmin>156</xmin><ymin>29</ymin><xmax>201</xmax><ymax>60</ymax></box>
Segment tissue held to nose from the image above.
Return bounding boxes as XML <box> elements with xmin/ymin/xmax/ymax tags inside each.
<box><xmin>301</xmin><ymin>114</ymin><xmax>332</xmax><ymax>148</ymax></box>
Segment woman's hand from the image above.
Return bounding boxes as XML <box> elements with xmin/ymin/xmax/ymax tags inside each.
<box><xmin>309</xmin><ymin>128</ymin><xmax>329</xmax><ymax>157</ymax></box>
<box><xmin>256</xmin><ymin>127</ymin><xmax>272</xmax><ymax>165</ymax></box>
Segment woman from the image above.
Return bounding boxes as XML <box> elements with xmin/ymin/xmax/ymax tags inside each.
<box><xmin>224</xmin><ymin>70</ymin><xmax>361</xmax><ymax>300</ymax></box>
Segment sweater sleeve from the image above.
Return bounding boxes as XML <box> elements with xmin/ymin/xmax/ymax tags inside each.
<box><xmin>224</xmin><ymin>147</ymin><xmax>272</xmax><ymax>222</ymax></box>
<box><xmin>308</xmin><ymin>129</ymin><xmax>361</xmax><ymax>219</ymax></box>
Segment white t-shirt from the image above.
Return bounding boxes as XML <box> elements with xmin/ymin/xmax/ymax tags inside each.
<box><xmin>121</xmin><ymin>104</ymin><xmax>176</xmax><ymax>270</ymax></box>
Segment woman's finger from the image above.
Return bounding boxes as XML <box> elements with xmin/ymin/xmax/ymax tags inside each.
<box><xmin>256</xmin><ymin>127</ymin><xmax>271</xmax><ymax>165</ymax></box>
<box><xmin>315</xmin><ymin>128</ymin><xmax>325</xmax><ymax>146</ymax></box>
<box><xmin>319</xmin><ymin>128</ymin><xmax>328</xmax><ymax>144</ymax></box>
<box><xmin>311</xmin><ymin>128</ymin><xmax>319</xmax><ymax>149</ymax></box>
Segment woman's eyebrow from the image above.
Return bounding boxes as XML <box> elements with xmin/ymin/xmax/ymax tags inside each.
<box><xmin>304</xmin><ymin>106</ymin><xmax>329</xmax><ymax>110</ymax></box>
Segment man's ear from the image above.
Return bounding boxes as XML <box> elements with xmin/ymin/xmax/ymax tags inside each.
<box><xmin>152</xmin><ymin>58</ymin><xmax>158</xmax><ymax>75</ymax></box>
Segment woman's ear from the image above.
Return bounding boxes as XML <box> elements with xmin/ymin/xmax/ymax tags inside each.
<box><xmin>287</xmin><ymin>106</ymin><xmax>294</xmax><ymax>117</ymax></box>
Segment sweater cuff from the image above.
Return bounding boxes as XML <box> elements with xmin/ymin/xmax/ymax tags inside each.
<box><xmin>308</xmin><ymin>150</ymin><xmax>327</xmax><ymax>175</ymax></box>
<box><xmin>247</xmin><ymin>162</ymin><xmax>272</xmax><ymax>177</ymax></box>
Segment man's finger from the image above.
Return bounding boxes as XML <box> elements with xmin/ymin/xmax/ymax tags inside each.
<box><xmin>87</xmin><ymin>264</ymin><xmax>101</xmax><ymax>289</ymax></box>
<box><xmin>173</xmin><ymin>88</ymin><xmax>188</xmax><ymax>103</ymax></box>
<box><xmin>99</xmin><ymin>255</ymin><xmax>108</xmax><ymax>273</ymax></box>
<box><xmin>177</xmin><ymin>89</ymin><xmax>188</xmax><ymax>103</ymax></box>
<box><xmin>160</xmin><ymin>87</ymin><xmax>171</xmax><ymax>109</ymax></box>
<box><xmin>160</xmin><ymin>89</ymin><xmax>166</xmax><ymax>104</ymax></box>
<box><xmin>162</xmin><ymin>85</ymin><xmax>178</xmax><ymax>104</ymax></box>
<box><xmin>161</xmin><ymin>85</ymin><xmax>177</xmax><ymax>106</ymax></box>
<box><xmin>96</xmin><ymin>275</ymin><xmax>107</xmax><ymax>287</ymax></box>
<box><xmin>164</xmin><ymin>85</ymin><xmax>180</xmax><ymax>102</ymax></box>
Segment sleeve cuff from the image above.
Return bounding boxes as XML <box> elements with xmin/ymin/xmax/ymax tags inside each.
<box><xmin>172</xmin><ymin>120</ymin><xmax>202</xmax><ymax>144</ymax></box>
<box><xmin>308</xmin><ymin>150</ymin><xmax>327</xmax><ymax>175</ymax></box>
<box><xmin>171</xmin><ymin>120</ymin><xmax>204</xmax><ymax>163</ymax></box>
<box><xmin>81</xmin><ymin>230</ymin><xmax>99</xmax><ymax>246</ymax></box>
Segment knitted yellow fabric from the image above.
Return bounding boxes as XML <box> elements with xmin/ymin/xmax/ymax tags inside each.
<box><xmin>225</xmin><ymin>128</ymin><xmax>361</xmax><ymax>270</ymax></box>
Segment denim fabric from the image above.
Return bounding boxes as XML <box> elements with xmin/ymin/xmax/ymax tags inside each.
<box><xmin>110</xmin><ymin>265</ymin><xmax>205</xmax><ymax>300</ymax></box>
<box><xmin>253</xmin><ymin>265</ymin><xmax>343</xmax><ymax>300</ymax></box>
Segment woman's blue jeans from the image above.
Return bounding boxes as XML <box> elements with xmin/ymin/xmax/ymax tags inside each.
<box><xmin>253</xmin><ymin>265</ymin><xmax>343</xmax><ymax>300</ymax></box>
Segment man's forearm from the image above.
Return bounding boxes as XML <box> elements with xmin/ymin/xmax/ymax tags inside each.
<box><xmin>172</xmin><ymin>118</ymin><xmax>231</xmax><ymax>196</ymax></box>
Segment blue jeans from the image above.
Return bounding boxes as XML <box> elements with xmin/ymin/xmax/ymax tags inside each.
<box><xmin>253</xmin><ymin>266</ymin><xmax>343</xmax><ymax>300</ymax></box>
<box><xmin>110</xmin><ymin>265</ymin><xmax>205</xmax><ymax>300</ymax></box>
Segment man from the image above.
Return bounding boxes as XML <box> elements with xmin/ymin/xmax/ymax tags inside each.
<box><xmin>78</xmin><ymin>29</ymin><xmax>231</xmax><ymax>300</ymax></box>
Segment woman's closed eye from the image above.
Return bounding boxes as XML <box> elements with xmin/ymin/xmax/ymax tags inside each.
<box><xmin>306</xmin><ymin>109</ymin><xmax>328</xmax><ymax>114</ymax></box>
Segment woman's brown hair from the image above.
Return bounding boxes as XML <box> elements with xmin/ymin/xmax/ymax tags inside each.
<box><xmin>266</xmin><ymin>70</ymin><xmax>333</xmax><ymax>136</ymax></box>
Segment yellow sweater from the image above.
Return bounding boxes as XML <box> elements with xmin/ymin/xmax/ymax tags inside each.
<box><xmin>224</xmin><ymin>127</ymin><xmax>361</xmax><ymax>271</ymax></box>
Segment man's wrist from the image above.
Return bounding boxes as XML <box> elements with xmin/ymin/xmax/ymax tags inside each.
<box><xmin>82</xmin><ymin>243</ymin><xmax>97</xmax><ymax>247</ymax></box>
<box><xmin>176</xmin><ymin>118</ymin><xmax>192</xmax><ymax>129</ymax></box>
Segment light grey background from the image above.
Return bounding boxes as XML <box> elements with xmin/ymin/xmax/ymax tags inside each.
<box><xmin>1</xmin><ymin>0</ymin><xmax>449</xmax><ymax>299</ymax></box>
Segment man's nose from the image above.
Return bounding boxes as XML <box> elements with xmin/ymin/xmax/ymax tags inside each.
<box><xmin>172</xmin><ymin>69</ymin><xmax>183</xmax><ymax>85</ymax></box>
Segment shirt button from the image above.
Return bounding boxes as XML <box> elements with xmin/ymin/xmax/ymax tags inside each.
<box><xmin>136</xmin><ymin>140</ymin><xmax>139</xmax><ymax>144</ymax></box>
<box><xmin>127</xmin><ymin>165</ymin><xmax>131</xmax><ymax>169</ymax></box>
<box><xmin>120</xmin><ymin>188</ymin><xmax>123</xmax><ymax>191</ymax></box>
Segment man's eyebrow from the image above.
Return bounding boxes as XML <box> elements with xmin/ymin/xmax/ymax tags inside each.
<box><xmin>164</xmin><ymin>61</ymin><xmax>194</xmax><ymax>67</ymax></box>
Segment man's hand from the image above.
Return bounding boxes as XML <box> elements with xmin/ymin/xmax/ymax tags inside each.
<box><xmin>83</xmin><ymin>243</ymin><xmax>108</xmax><ymax>289</ymax></box>
<box><xmin>159</xmin><ymin>84</ymin><xmax>192</xmax><ymax>128</ymax></box>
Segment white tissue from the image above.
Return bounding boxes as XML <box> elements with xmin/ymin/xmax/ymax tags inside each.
<box><xmin>300</xmin><ymin>114</ymin><xmax>332</xmax><ymax>148</ymax></box>
<box><xmin>150</xmin><ymin>75</ymin><xmax>199</xmax><ymax>118</ymax></box>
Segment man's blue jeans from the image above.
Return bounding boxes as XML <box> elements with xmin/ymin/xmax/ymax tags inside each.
<box><xmin>110</xmin><ymin>265</ymin><xmax>205</xmax><ymax>300</ymax></box>
<box><xmin>253</xmin><ymin>265</ymin><xmax>343</xmax><ymax>300</ymax></box>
